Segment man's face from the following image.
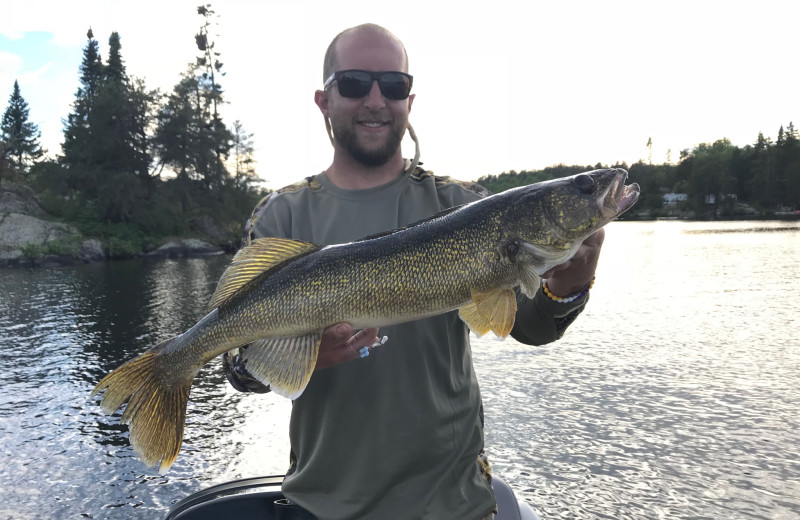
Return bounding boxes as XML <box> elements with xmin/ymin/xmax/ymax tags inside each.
<box><xmin>321</xmin><ymin>30</ymin><xmax>414</xmax><ymax>167</ymax></box>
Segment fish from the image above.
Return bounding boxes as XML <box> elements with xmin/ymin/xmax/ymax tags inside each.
<box><xmin>91</xmin><ymin>168</ymin><xmax>639</xmax><ymax>472</ymax></box>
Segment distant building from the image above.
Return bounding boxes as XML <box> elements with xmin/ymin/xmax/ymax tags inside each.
<box><xmin>663</xmin><ymin>193</ymin><xmax>688</xmax><ymax>205</ymax></box>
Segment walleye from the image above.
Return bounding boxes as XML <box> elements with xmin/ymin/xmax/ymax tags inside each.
<box><xmin>92</xmin><ymin>168</ymin><xmax>639</xmax><ymax>472</ymax></box>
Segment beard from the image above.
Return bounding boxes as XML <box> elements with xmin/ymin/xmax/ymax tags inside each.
<box><xmin>331</xmin><ymin>115</ymin><xmax>405</xmax><ymax>167</ymax></box>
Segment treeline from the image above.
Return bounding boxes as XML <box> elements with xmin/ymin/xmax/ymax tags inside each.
<box><xmin>0</xmin><ymin>6</ymin><xmax>265</xmax><ymax>254</ymax></box>
<box><xmin>480</xmin><ymin>127</ymin><xmax>800</xmax><ymax>218</ymax></box>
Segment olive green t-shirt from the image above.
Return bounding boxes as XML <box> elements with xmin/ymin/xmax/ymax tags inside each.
<box><xmin>243</xmin><ymin>168</ymin><xmax>587</xmax><ymax>520</ymax></box>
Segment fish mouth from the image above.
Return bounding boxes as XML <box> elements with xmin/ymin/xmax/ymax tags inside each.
<box><xmin>599</xmin><ymin>169</ymin><xmax>640</xmax><ymax>219</ymax></box>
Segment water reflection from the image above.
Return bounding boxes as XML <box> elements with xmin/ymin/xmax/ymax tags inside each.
<box><xmin>1</xmin><ymin>221</ymin><xmax>798</xmax><ymax>519</ymax></box>
<box><xmin>476</xmin><ymin>220</ymin><xmax>800</xmax><ymax>519</ymax></box>
<box><xmin>0</xmin><ymin>256</ymin><xmax>290</xmax><ymax>519</ymax></box>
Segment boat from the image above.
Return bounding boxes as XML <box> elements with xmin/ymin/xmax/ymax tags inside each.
<box><xmin>165</xmin><ymin>474</ymin><xmax>540</xmax><ymax>520</ymax></box>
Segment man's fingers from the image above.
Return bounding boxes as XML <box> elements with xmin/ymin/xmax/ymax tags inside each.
<box><xmin>315</xmin><ymin>324</ymin><xmax>381</xmax><ymax>370</ymax></box>
<box><xmin>322</xmin><ymin>322</ymin><xmax>353</xmax><ymax>345</ymax></box>
<box><xmin>345</xmin><ymin>327</ymin><xmax>380</xmax><ymax>348</ymax></box>
<box><xmin>345</xmin><ymin>327</ymin><xmax>379</xmax><ymax>360</ymax></box>
<box><xmin>541</xmin><ymin>228</ymin><xmax>605</xmax><ymax>293</ymax></box>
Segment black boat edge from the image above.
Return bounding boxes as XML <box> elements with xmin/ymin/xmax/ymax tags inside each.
<box><xmin>165</xmin><ymin>474</ymin><xmax>540</xmax><ymax>520</ymax></box>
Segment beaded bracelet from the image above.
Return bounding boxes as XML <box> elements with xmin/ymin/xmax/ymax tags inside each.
<box><xmin>541</xmin><ymin>276</ymin><xmax>595</xmax><ymax>303</ymax></box>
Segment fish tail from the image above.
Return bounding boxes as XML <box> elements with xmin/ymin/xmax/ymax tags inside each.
<box><xmin>91</xmin><ymin>336</ymin><xmax>191</xmax><ymax>474</ymax></box>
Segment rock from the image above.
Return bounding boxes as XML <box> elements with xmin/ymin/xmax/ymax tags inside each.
<box><xmin>182</xmin><ymin>238</ymin><xmax>224</xmax><ymax>256</ymax></box>
<box><xmin>78</xmin><ymin>239</ymin><xmax>105</xmax><ymax>262</ymax></box>
<box><xmin>0</xmin><ymin>183</ymin><xmax>227</xmax><ymax>267</ymax></box>
<box><xmin>0</xmin><ymin>182</ymin><xmax>45</xmax><ymax>217</ymax></box>
<box><xmin>145</xmin><ymin>239</ymin><xmax>224</xmax><ymax>258</ymax></box>
<box><xmin>0</xmin><ymin>212</ymin><xmax>82</xmax><ymax>267</ymax></box>
<box><xmin>192</xmin><ymin>215</ymin><xmax>234</xmax><ymax>244</ymax></box>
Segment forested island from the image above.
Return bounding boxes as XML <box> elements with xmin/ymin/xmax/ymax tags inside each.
<box><xmin>1</xmin><ymin>7</ymin><xmax>798</xmax><ymax>267</ymax></box>
<box><xmin>479</xmin><ymin>130</ymin><xmax>800</xmax><ymax>220</ymax></box>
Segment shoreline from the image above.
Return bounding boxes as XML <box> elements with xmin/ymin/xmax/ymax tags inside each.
<box><xmin>3</xmin><ymin>216</ymin><xmax>798</xmax><ymax>270</ymax></box>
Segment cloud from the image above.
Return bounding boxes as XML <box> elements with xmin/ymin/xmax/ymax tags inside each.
<box><xmin>0</xmin><ymin>50</ymin><xmax>22</xmax><ymax>76</ymax></box>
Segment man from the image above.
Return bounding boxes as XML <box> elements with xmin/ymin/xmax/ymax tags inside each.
<box><xmin>226</xmin><ymin>23</ymin><xmax>603</xmax><ymax>520</ymax></box>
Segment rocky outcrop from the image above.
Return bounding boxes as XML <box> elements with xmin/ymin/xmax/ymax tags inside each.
<box><xmin>0</xmin><ymin>212</ymin><xmax>79</xmax><ymax>266</ymax></box>
<box><xmin>1</xmin><ymin>182</ymin><xmax>229</xmax><ymax>267</ymax></box>
<box><xmin>192</xmin><ymin>215</ymin><xmax>236</xmax><ymax>246</ymax></box>
<box><xmin>144</xmin><ymin>238</ymin><xmax>224</xmax><ymax>258</ymax></box>
<box><xmin>0</xmin><ymin>183</ymin><xmax>104</xmax><ymax>267</ymax></box>
<box><xmin>0</xmin><ymin>182</ymin><xmax>45</xmax><ymax>217</ymax></box>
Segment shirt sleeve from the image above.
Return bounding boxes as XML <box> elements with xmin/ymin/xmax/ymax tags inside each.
<box><xmin>510</xmin><ymin>290</ymin><xmax>589</xmax><ymax>345</ymax></box>
<box><xmin>243</xmin><ymin>192</ymin><xmax>292</xmax><ymax>243</ymax></box>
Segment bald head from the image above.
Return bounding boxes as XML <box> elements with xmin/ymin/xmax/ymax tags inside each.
<box><xmin>322</xmin><ymin>24</ymin><xmax>409</xmax><ymax>82</ymax></box>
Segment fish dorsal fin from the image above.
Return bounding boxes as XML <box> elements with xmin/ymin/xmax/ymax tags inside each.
<box><xmin>458</xmin><ymin>287</ymin><xmax>518</xmax><ymax>338</ymax></box>
<box><xmin>239</xmin><ymin>333</ymin><xmax>322</xmax><ymax>399</ymax></box>
<box><xmin>209</xmin><ymin>237</ymin><xmax>320</xmax><ymax>310</ymax></box>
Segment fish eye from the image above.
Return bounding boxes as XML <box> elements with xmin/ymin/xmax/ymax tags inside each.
<box><xmin>573</xmin><ymin>174</ymin><xmax>595</xmax><ymax>194</ymax></box>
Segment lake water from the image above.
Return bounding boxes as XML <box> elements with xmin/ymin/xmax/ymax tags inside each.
<box><xmin>0</xmin><ymin>221</ymin><xmax>798</xmax><ymax>520</ymax></box>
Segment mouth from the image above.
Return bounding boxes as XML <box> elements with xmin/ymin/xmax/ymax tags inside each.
<box><xmin>358</xmin><ymin>120</ymin><xmax>391</xmax><ymax>129</ymax></box>
<box><xmin>598</xmin><ymin>169</ymin><xmax>640</xmax><ymax>218</ymax></box>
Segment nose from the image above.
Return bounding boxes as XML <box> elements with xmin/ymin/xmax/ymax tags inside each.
<box><xmin>363</xmin><ymin>80</ymin><xmax>387</xmax><ymax>109</ymax></box>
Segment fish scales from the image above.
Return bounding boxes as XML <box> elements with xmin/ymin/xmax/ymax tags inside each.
<box><xmin>213</xmin><ymin>202</ymin><xmax>510</xmax><ymax>337</ymax></box>
<box><xmin>92</xmin><ymin>168</ymin><xmax>640</xmax><ymax>472</ymax></box>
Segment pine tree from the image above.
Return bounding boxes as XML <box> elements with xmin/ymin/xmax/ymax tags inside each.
<box><xmin>776</xmin><ymin>122</ymin><xmax>800</xmax><ymax>210</ymax></box>
<box><xmin>230</xmin><ymin>120</ymin><xmax>258</xmax><ymax>188</ymax></box>
<box><xmin>750</xmin><ymin>132</ymin><xmax>775</xmax><ymax>209</ymax></box>
<box><xmin>1</xmin><ymin>80</ymin><xmax>44</xmax><ymax>177</ymax></box>
<box><xmin>61</xmin><ymin>29</ymin><xmax>155</xmax><ymax>221</ymax></box>
<box><xmin>154</xmin><ymin>6</ymin><xmax>233</xmax><ymax>193</ymax></box>
<box><xmin>154</xmin><ymin>63</ymin><xmax>232</xmax><ymax>190</ymax></box>
<box><xmin>61</xmin><ymin>29</ymin><xmax>104</xmax><ymax>195</ymax></box>
<box><xmin>93</xmin><ymin>31</ymin><xmax>152</xmax><ymax>178</ymax></box>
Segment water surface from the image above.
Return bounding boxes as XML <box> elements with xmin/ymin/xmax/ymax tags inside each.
<box><xmin>0</xmin><ymin>221</ymin><xmax>798</xmax><ymax>519</ymax></box>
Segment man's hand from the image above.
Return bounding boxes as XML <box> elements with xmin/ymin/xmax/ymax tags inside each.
<box><xmin>315</xmin><ymin>323</ymin><xmax>381</xmax><ymax>370</ymax></box>
<box><xmin>542</xmin><ymin>228</ymin><xmax>605</xmax><ymax>297</ymax></box>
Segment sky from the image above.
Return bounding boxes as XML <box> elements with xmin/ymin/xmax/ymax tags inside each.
<box><xmin>1</xmin><ymin>0</ymin><xmax>798</xmax><ymax>189</ymax></box>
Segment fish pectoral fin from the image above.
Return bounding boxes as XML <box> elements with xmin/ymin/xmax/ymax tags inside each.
<box><xmin>458</xmin><ymin>302</ymin><xmax>492</xmax><ymax>337</ymax></box>
<box><xmin>240</xmin><ymin>333</ymin><xmax>321</xmax><ymax>400</ymax></box>
<box><xmin>209</xmin><ymin>238</ymin><xmax>321</xmax><ymax>310</ymax></box>
<box><xmin>517</xmin><ymin>262</ymin><xmax>541</xmax><ymax>299</ymax></box>
<box><xmin>460</xmin><ymin>287</ymin><xmax>518</xmax><ymax>338</ymax></box>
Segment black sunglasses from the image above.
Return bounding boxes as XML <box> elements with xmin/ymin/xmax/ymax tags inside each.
<box><xmin>323</xmin><ymin>69</ymin><xmax>413</xmax><ymax>101</ymax></box>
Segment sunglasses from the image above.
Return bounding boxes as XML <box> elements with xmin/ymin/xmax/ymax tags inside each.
<box><xmin>323</xmin><ymin>69</ymin><xmax>414</xmax><ymax>101</ymax></box>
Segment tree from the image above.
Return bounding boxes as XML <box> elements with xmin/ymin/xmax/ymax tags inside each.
<box><xmin>195</xmin><ymin>4</ymin><xmax>225</xmax><ymax>121</ymax></box>
<box><xmin>749</xmin><ymin>132</ymin><xmax>775</xmax><ymax>209</ymax></box>
<box><xmin>776</xmin><ymin>122</ymin><xmax>800</xmax><ymax>209</ymax></box>
<box><xmin>61</xmin><ymin>29</ymin><xmax>104</xmax><ymax>196</ymax></box>
<box><xmin>60</xmin><ymin>29</ymin><xmax>156</xmax><ymax>221</ymax></box>
<box><xmin>154</xmin><ymin>6</ymin><xmax>232</xmax><ymax>193</ymax></box>
<box><xmin>154</xmin><ymin>65</ymin><xmax>231</xmax><ymax>188</ymax></box>
<box><xmin>687</xmin><ymin>139</ymin><xmax>737</xmax><ymax>216</ymax></box>
<box><xmin>229</xmin><ymin>120</ymin><xmax>258</xmax><ymax>188</ymax></box>
<box><xmin>93</xmin><ymin>32</ymin><xmax>153</xmax><ymax>179</ymax></box>
<box><xmin>1</xmin><ymin>80</ymin><xmax>44</xmax><ymax>179</ymax></box>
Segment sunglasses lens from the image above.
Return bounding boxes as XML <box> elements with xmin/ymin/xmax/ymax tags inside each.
<box><xmin>336</xmin><ymin>71</ymin><xmax>373</xmax><ymax>98</ymax></box>
<box><xmin>334</xmin><ymin>71</ymin><xmax>412</xmax><ymax>100</ymax></box>
<box><xmin>379</xmin><ymin>72</ymin><xmax>412</xmax><ymax>100</ymax></box>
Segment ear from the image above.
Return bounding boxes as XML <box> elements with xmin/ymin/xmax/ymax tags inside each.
<box><xmin>314</xmin><ymin>89</ymin><xmax>329</xmax><ymax>117</ymax></box>
<box><xmin>407</xmin><ymin>93</ymin><xmax>415</xmax><ymax>114</ymax></box>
